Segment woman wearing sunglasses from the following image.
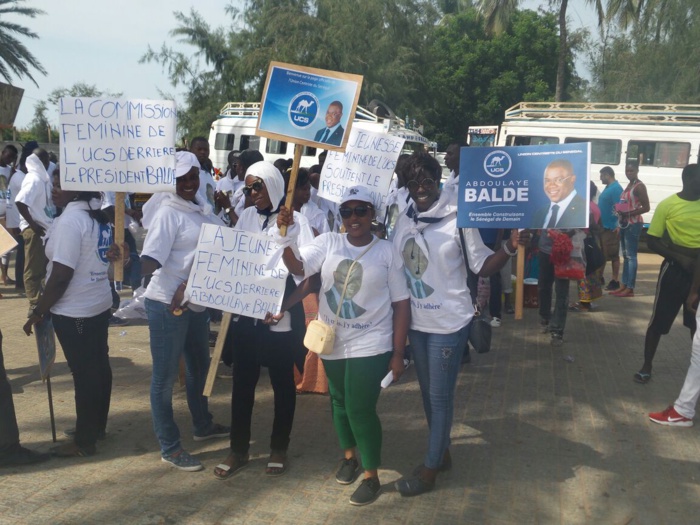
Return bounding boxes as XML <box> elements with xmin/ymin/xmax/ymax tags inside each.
<box><xmin>275</xmin><ymin>185</ymin><xmax>410</xmax><ymax>506</ymax></box>
<box><xmin>140</xmin><ymin>151</ymin><xmax>230</xmax><ymax>472</ymax></box>
<box><xmin>392</xmin><ymin>152</ymin><xmax>527</xmax><ymax>497</ymax></box>
<box><xmin>214</xmin><ymin>161</ymin><xmax>315</xmax><ymax>480</ymax></box>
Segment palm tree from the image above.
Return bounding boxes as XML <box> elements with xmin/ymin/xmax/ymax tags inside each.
<box><xmin>477</xmin><ymin>0</ymin><xmax>604</xmax><ymax>101</ymax></box>
<box><xmin>0</xmin><ymin>0</ymin><xmax>46</xmax><ymax>87</ymax></box>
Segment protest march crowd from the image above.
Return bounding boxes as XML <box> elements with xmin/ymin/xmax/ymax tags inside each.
<box><xmin>1</xmin><ymin>135</ymin><xmax>700</xmax><ymax>508</ymax></box>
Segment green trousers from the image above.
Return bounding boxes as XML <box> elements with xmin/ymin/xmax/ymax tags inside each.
<box><xmin>322</xmin><ymin>352</ymin><xmax>391</xmax><ymax>471</ymax></box>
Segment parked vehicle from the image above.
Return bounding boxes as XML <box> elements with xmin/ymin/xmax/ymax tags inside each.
<box><xmin>497</xmin><ymin>102</ymin><xmax>700</xmax><ymax>225</ymax></box>
<box><xmin>208</xmin><ymin>101</ymin><xmax>433</xmax><ymax>171</ymax></box>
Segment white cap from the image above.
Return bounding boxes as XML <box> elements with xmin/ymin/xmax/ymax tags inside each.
<box><xmin>340</xmin><ymin>186</ymin><xmax>375</xmax><ymax>207</ymax></box>
<box><xmin>175</xmin><ymin>151</ymin><xmax>200</xmax><ymax>178</ymax></box>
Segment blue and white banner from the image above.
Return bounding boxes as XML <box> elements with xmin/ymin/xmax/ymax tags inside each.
<box><xmin>457</xmin><ymin>143</ymin><xmax>591</xmax><ymax>229</ymax></box>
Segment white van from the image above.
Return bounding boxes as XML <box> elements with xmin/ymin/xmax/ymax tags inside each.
<box><xmin>497</xmin><ymin>102</ymin><xmax>700</xmax><ymax>225</ymax></box>
<box><xmin>208</xmin><ymin>102</ymin><xmax>433</xmax><ymax>171</ymax></box>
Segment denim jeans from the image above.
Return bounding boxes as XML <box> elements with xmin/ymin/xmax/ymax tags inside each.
<box><xmin>145</xmin><ymin>299</ymin><xmax>213</xmax><ymax>456</ymax></box>
<box><xmin>620</xmin><ymin>222</ymin><xmax>642</xmax><ymax>289</ymax></box>
<box><xmin>409</xmin><ymin>325</ymin><xmax>469</xmax><ymax>469</ymax></box>
<box><xmin>538</xmin><ymin>252</ymin><xmax>569</xmax><ymax>335</ymax></box>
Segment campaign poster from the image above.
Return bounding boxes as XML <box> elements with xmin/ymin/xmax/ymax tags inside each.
<box><xmin>59</xmin><ymin>97</ymin><xmax>177</xmax><ymax>193</ymax></box>
<box><xmin>35</xmin><ymin>316</ymin><xmax>56</xmax><ymax>381</ymax></box>
<box><xmin>185</xmin><ymin>224</ymin><xmax>288</xmax><ymax>320</ymax></box>
<box><xmin>317</xmin><ymin>127</ymin><xmax>404</xmax><ymax>210</ymax></box>
<box><xmin>457</xmin><ymin>143</ymin><xmax>591</xmax><ymax>229</ymax></box>
<box><xmin>256</xmin><ymin>62</ymin><xmax>363</xmax><ymax>152</ymax></box>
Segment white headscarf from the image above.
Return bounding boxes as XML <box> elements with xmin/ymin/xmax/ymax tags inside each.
<box><xmin>25</xmin><ymin>153</ymin><xmax>50</xmax><ymax>183</ymax></box>
<box><xmin>246</xmin><ymin>161</ymin><xmax>285</xmax><ymax>212</ymax></box>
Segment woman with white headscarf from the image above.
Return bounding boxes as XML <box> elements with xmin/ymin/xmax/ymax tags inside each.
<box><xmin>140</xmin><ymin>151</ymin><xmax>230</xmax><ymax>472</ymax></box>
<box><xmin>213</xmin><ymin>161</ymin><xmax>315</xmax><ymax>480</ymax></box>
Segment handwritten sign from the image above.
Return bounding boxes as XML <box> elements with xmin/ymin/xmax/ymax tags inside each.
<box><xmin>256</xmin><ymin>62</ymin><xmax>363</xmax><ymax>152</ymax></box>
<box><xmin>59</xmin><ymin>97</ymin><xmax>177</xmax><ymax>193</ymax></box>
<box><xmin>185</xmin><ymin>224</ymin><xmax>287</xmax><ymax>320</ymax></box>
<box><xmin>317</xmin><ymin>128</ymin><xmax>405</xmax><ymax>210</ymax></box>
<box><xmin>457</xmin><ymin>143</ymin><xmax>590</xmax><ymax>229</ymax></box>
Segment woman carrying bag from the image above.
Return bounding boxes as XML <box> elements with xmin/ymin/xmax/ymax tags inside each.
<box><xmin>275</xmin><ymin>185</ymin><xmax>410</xmax><ymax>506</ymax></box>
<box><xmin>391</xmin><ymin>152</ymin><xmax>528</xmax><ymax>497</ymax></box>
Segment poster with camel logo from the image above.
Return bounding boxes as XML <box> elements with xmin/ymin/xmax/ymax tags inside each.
<box><xmin>256</xmin><ymin>62</ymin><xmax>363</xmax><ymax>152</ymax></box>
<box><xmin>456</xmin><ymin>143</ymin><xmax>591</xmax><ymax>229</ymax></box>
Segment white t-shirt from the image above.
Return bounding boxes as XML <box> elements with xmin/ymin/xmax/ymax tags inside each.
<box><xmin>215</xmin><ymin>174</ymin><xmax>244</xmax><ymax>196</ymax></box>
<box><xmin>45</xmin><ymin>200</ymin><xmax>113</xmax><ymax>317</ymax></box>
<box><xmin>5</xmin><ymin>169</ymin><xmax>25</xmax><ymax>229</ymax></box>
<box><xmin>300</xmin><ymin>200</ymin><xmax>330</xmax><ymax>235</ymax></box>
<box><xmin>16</xmin><ymin>168</ymin><xmax>54</xmax><ymax>231</ymax></box>
<box><xmin>0</xmin><ymin>165</ymin><xmax>11</xmax><ymax>218</ymax></box>
<box><xmin>198</xmin><ymin>169</ymin><xmax>216</xmax><ymax>210</ymax></box>
<box><xmin>142</xmin><ymin>194</ymin><xmax>222</xmax><ymax>306</ymax></box>
<box><xmin>392</xmin><ymin>211</ymin><xmax>492</xmax><ymax>334</ymax></box>
<box><xmin>316</xmin><ymin>197</ymin><xmax>341</xmax><ymax>233</ymax></box>
<box><xmin>300</xmin><ymin>233</ymin><xmax>409</xmax><ymax>360</ymax></box>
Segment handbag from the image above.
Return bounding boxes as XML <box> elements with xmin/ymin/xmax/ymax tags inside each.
<box><xmin>303</xmin><ymin>238</ymin><xmax>379</xmax><ymax>355</ymax></box>
<box><xmin>584</xmin><ymin>235</ymin><xmax>605</xmax><ymax>275</ymax></box>
<box><xmin>458</xmin><ymin>229</ymin><xmax>492</xmax><ymax>354</ymax></box>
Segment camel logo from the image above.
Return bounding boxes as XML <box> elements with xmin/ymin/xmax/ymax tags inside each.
<box><xmin>288</xmin><ymin>92</ymin><xmax>319</xmax><ymax>129</ymax></box>
<box><xmin>483</xmin><ymin>150</ymin><xmax>512</xmax><ymax>178</ymax></box>
<box><xmin>97</xmin><ymin>223</ymin><xmax>113</xmax><ymax>263</ymax></box>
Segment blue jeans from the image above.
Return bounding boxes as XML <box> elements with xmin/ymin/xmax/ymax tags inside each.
<box><xmin>145</xmin><ymin>299</ymin><xmax>213</xmax><ymax>456</ymax></box>
<box><xmin>620</xmin><ymin>222</ymin><xmax>643</xmax><ymax>289</ymax></box>
<box><xmin>409</xmin><ymin>325</ymin><xmax>470</xmax><ymax>469</ymax></box>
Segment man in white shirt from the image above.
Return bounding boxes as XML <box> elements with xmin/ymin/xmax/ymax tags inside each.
<box><xmin>15</xmin><ymin>149</ymin><xmax>55</xmax><ymax>309</ymax></box>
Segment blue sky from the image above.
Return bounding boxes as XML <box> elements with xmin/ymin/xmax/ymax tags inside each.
<box><xmin>9</xmin><ymin>0</ymin><xmax>595</xmax><ymax>129</ymax></box>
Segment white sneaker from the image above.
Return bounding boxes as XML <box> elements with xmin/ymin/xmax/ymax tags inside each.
<box><xmin>490</xmin><ymin>317</ymin><xmax>502</xmax><ymax>328</ymax></box>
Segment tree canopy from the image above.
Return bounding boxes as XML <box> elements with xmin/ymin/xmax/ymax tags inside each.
<box><xmin>0</xmin><ymin>0</ymin><xmax>46</xmax><ymax>87</ymax></box>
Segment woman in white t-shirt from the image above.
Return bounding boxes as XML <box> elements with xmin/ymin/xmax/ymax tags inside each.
<box><xmin>276</xmin><ymin>185</ymin><xmax>411</xmax><ymax>506</ymax></box>
<box><xmin>140</xmin><ymin>151</ymin><xmax>229</xmax><ymax>472</ymax></box>
<box><xmin>213</xmin><ymin>161</ymin><xmax>316</xmax><ymax>481</ymax></box>
<box><xmin>391</xmin><ymin>152</ymin><xmax>526</xmax><ymax>497</ymax></box>
<box><xmin>23</xmin><ymin>191</ymin><xmax>120</xmax><ymax>458</ymax></box>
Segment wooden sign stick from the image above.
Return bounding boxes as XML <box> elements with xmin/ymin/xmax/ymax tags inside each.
<box><xmin>203</xmin><ymin>312</ymin><xmax>232</xmax><ymax>397</ymax></box>
<box><xmin>515</xmin><ymin>244</ymin><xmax>525</xmax><ymax>320</ymax></box>
<box><xmin>113</xmin><ymin>192</ymin><xmax>126</xmax><ymax>283</ymax></box>
<box><xmin>279</xmin><ymin>144</ymin><xmax>304</xmax><ymax>237</ymax></box>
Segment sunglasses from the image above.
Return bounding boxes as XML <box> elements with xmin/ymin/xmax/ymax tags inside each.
<box><xmin>339</xmin><ymin>205</ymin><xmax>374</xmax><ymax>219</ymax></box>
<box><xmin>242</xmin><ymin>179</ymin><xmax>264</xmax><ymax>196</ymax></box>
<box><xmin>406</xmin><ymin>178</ymin><xmax>437</xmax><ymax>192</ymax></box>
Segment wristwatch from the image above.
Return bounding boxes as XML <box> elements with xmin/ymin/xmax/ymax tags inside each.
<box><xmin>224</xmin><ymin>207</ymin><xmax>232</xmax><ymax>215</ymax></box>
<box><xmin>28</xmin><ymin>306</ymin><xmax>44</xmax><ymax>319</ymax></box>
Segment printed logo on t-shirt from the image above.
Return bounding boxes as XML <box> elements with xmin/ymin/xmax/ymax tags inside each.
<box><xmin>325</xmin><ymin>259</ymin><xmax>366</xmax><ymax>319</ymax></box>
<box><xmin>97</xmin><ymin>223</ymin><xmax>113</xmax><ymax>263</ymax></box>
<box><xmin>401</xmin><ymin>238</ymin><xmax>435</xmax><ymax>299</ymax></box>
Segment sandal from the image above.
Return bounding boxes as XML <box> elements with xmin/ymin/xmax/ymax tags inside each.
<box><xmin>634</xmin><ymin>372</ymin><xmax>651</xmax><ymax>384</ymax></box>
<box><xmin>265</xmin><ymin>450</ymin><xmax>287</xmax><ymax>477</ymax></box>
<box><xmin>213</xmin><ymin>453</ymin><xmax>249</xmax><ymax>480</ymax></box>
<box><xmin>50</xmin><ymin>443</ymin><xmax>95</xmax><ymax>457</ymax></box>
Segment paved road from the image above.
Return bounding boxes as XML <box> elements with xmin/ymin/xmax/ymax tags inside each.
<box><xmin>1</xmin><ymin>252</ymin><xmax>699</xmax><ymax>525</ymax></box>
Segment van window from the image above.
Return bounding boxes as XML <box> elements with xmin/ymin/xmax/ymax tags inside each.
<box><xmin>266</xmin><ymin>140</ymin><xmax>287</xmax><ymax>155</ymax></box>
<box><xmin>302</xmin><ymin>146</ymin><xmax>317</xmax><ymax>157</ymax></box>
<box><xmin>214</xmin><ymin>133</ymin><xmax>235</xmax><ymax>151</ymax></box>
<box><xmin>627</xmin><ymin>141</ymin><xmax>690</xmax><ymax>168</ymax></box>
<box><xmin>565</xmin><ymin>138</ymin><xmax>621</xmax><ymax>165</ymax></box>
<box><xmin>240</xmin><ymin>135</ymin><xmax>260</xmax><ymax>151</ymax></box>
<box><xmin>508</xmin><ymin>136</ymin><xmax>559</xmax><ymax>146</ymax></box>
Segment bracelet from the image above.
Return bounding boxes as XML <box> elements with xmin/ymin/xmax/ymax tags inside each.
<box><xmin>503</xmin><ymin>243</ymin><xmax>517</xmax><ymax>257</ymax></box>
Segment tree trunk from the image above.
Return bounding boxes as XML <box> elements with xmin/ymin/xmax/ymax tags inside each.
<box><xmin>555</xmin><ymin>0</ymin><xmax>568</xmax><ymax>102</ymax></box>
